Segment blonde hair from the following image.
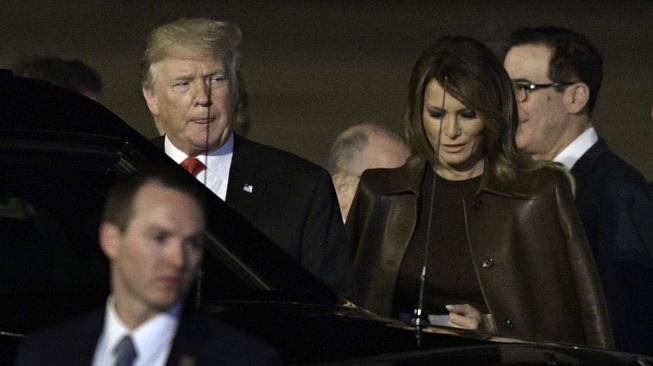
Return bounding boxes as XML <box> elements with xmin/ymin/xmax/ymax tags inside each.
<box><xmin>141</xmin><ymin>18</ymin><xmax>242</xmax><ymax>109</ymax></box>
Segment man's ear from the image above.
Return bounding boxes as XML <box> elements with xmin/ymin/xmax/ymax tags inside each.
<box><xmin>333</xmin><ymin>172</ymin><xmax>358</xmax><ymax>206</ymax></box>
<box><xmin>99</xmin><ymin>222</ymin><xmax>121</xmax><ymax>260</ymax></box>
<box><xmin>142</xmin><ymin>86</ymin><xmax>159</xmax><ymax>116</ymax></box>
<box><xmin>332</xmin><ymin>173</ymin><xmax>350</xmax><ymax>197</ymax></box>
<box><xmin>564</xmin><ymin>82</ymin><xmax>590</xmax><ymax>114</ymax></box>
<box><xmin>331</xmin><ymin>173</ymin><xmax>352</xmax><ymax>219</ymax></box>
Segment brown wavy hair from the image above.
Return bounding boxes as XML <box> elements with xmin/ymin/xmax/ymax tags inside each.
<box><xmin>404</xmin><ymin>36</ymin><xmax>535</xmax><ymax>186</ymax></box>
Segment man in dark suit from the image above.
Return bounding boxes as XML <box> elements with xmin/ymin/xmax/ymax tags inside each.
<box><xmin>141</xmin><ymin>18</ymin><xmax>351</xmax><ymax>297</ymax></box>
<box><xmin>15</xmin><ymin>168</ymin><xmax>280</xmax><ymax>365</ymax></box>
<box><xmin>504</xmin><ymin>26</ymin><xmax>653</xmax><ymax>355</ymax></box>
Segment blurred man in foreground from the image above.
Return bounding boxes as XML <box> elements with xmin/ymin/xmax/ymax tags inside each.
<box><xmin>15</xmin><ymin>167</ymin><xmax>280</xmax><ymax>365</ymax></box>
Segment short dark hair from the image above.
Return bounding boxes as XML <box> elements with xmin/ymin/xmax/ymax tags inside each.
<box><xmin>13</xmin><ymin>56</ymin><xmax>103</xmax><ymax>95</ymax></box>
<box><xmin>509</xmin><ymin>26</ymin><xmax>603</xmax><ymax>115</ymax></box>
<box><xmin>103</xmin><ymin>166</ymin><xmax>206</xmax><ymax>231</ymax></box>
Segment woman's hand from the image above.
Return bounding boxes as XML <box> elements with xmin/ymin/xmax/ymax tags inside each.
<box><xmin>445</xmin><ymin>304</ymin><xmax>495</xmax><ymax>333</ymax></box>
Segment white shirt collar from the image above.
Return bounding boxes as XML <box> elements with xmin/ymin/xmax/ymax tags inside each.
<box><xmin>164</xmin><ymin>134</ymin><xmax>234</xmax><ymax>200</ymax></box>
<box><xmin>553</xmin><ymin>127</ymin><xmax>598</xmax><ymax>170</ymax></box>
<box><xmin>93</xmin><ymin>297</ymin><xmax>181</xmax><ymax>366</ymax></box>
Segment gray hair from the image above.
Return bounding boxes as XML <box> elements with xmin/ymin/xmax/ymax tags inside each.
<box><xmin>327</xmin><ymin>123</ymin><xmax>406</xmax><ymax>175</ymax></box>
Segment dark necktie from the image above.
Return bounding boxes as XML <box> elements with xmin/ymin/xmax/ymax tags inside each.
<box><xmin>180</xmin><ymin>157</ymin><xmax>206</xmax><ymax>177</ymax></box>
<box><xmin>113</xmin><ymin>335</ymin><xmax>137</xmax><ymax>366</ymax></box>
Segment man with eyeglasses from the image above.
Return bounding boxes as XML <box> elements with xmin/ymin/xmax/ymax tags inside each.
<box><xmin>504</xmin><ymin>26</ymin><xmax>653</xmax><ymax>355</ymax></box>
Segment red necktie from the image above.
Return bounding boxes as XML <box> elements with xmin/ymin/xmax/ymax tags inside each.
<box><xmin>180</xmin><ymin>157</ymin><xmax>206</xmax><ymax>177</ymax></box>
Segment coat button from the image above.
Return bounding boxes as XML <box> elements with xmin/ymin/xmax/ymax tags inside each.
<box><xmin>482</xmin><ymin>258</ymin><xmax>494</xmax><ymax>269</ymax></box>
<box><xmin>502</xmin><ymin>319</ymin><xmax>514</xmax><ymax>330</ymax></box>
<box><xmin>472</xmin><ymin>199</ymin><xmax>483</xmax><ymax>210</ymax></box>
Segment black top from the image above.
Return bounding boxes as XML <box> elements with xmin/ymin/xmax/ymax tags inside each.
<box><xmin>393</xmin><ymin>169</ymin><xmax>485</xmax><ymax>318</ymax></box>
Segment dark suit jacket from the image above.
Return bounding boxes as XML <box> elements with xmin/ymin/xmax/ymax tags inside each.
<box><xmin>152</xmin><ymin>134</ymin><xmax>351</xmax><ymax>297</ymax></box>
<box><xmin>14</xmin><ymin>306</ymin><xmax>281</xmax><ymax>366</ymax></box>
<box><xmin>571</xmin><ymin>138</ymin><xmax>653</xmax><ymax>355</ymax></box>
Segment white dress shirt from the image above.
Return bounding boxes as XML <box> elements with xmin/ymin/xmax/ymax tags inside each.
<box><xmin>92</xmin><ymin>298</ymin><xmax>181</xmax><ymax>366</ymax></box>
<box><xmin>554</xmin><ymin>127</ymin><xmax>599</xmax><ymax>170</ymax></box>
<box><xmin>164</xmin><ymin>134</ymin><xmax>234</xmax><ymax>201</ymax></box>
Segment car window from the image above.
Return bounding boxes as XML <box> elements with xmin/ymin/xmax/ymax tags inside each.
<box><xmin>0</xmin><ymin>135</ymin><xmax>276</xmax><ymax>336</ymax></box>
<box><xmin>0</xmin><ymin>191</ymin><xmax>109</xmax><ymax>334</ymax></box>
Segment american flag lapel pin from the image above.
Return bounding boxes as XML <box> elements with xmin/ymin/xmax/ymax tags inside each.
<box><xmin>243</xmin><ymin>184</ymin><xmax>254</xmax><ymax>193</ymax></box>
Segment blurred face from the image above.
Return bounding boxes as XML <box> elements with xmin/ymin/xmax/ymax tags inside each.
<box><xmin>422</xmin><ymin>79</ymin><xmax>485</xmax><ymax>180</ymax></box>
<box><xmin>504</xmin><ymin>44</ymin><xmax>570</xmax><ymax>160</ymax></box>
<box><xmin>334</xmin><ymin>134</ymin><xmax>410</xmax><ymax>220</ymax></box>
<box><xmin>100</xmin><ymin>181</ymin><xmax>205</xmax><ymax>322</ymax></box>
<box><xmin>143</xmin><ymin>51</ymin><xmax>232</xmax><ymax>156</ymax></box>
<box><xmin>79</xmin><ymin>88</ymin><xmax>99</xmax><ymax>101</ymax></box>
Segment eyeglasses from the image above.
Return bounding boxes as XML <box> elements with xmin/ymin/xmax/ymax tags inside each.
<box><xmin>512</xmin><ymin>81</ymin><xmax>575</xmax><ymax>103</ymax></box>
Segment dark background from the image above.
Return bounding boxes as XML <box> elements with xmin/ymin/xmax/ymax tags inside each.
<box><xmin>2</xmin><ymin>1</ymin><xmax>652</xmax><ymax>178</ymax></box>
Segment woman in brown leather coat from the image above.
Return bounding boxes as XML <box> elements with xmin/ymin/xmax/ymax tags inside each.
<box><xmin>346</xmin><ymin>37</ymin><xmax>613</xmax><ymax>348</ymax></box>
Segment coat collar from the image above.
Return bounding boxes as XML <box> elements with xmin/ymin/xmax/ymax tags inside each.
<box><xmin>571</xmin><ymin>138</ymin><xmax>607</xmax><ymax>175</ymax></box>
<box><xmin>377</xmin><ymin>155</ymin><xmax>526</xmax><ymax>199</ymax></box>
<box><xmin>570</xmin><ymin>138</ymin><xmax>608</xmax><ymax>199</ymax></box>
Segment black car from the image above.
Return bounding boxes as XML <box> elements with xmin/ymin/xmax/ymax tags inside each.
<box><xmin>1</xmin><ymin>70</ymin><xmax>651</xmax><ymax>365</ymax></box>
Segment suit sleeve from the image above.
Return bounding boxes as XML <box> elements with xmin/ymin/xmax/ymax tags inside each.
<box><xmin>554</xmin><ymin>171</ymin><xmax>614</xmax><ymax>349</ymax></box>
<box><xmin>345</xmin><ymin>181</ymin><xmax>363</xmax><ymax>260</ymax></box>
<box><xmin>301</xmin><ymin>169</ymin><xmax>354</xmax><ymax>299</ymax></box>
<box><xmin>13</xmin><ymin>337</ymin><xmax>36</xmax><ymax>366</ymax></box>
<box><xmin>617</xmin><ymin>180</ymin><xmax>653</xmax><ymax>264</ymax></box>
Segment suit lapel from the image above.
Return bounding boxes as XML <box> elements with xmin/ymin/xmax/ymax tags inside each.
<box><xmin>570</xmin><ymin>139</ymin><xmax>608</xmax><ymax>200</ymax></box>
<box><xmin>166</xmin><ymin>309</ymin><xmax>199</xmax><ymax>366</ymax></box>
<box><xmin>151</xmin><ymin>135</ymin><xmax>165</xmax><ymax>150</ymax></box>
<box><xmin>70</xmin><ymin>308</ymin><xmax>105</xmax><ymax>366</ymax></box>
<box><xmin>154</xmin><ymin>133</ymin><xmax>268</xmax><ymax>218</ymax></box>
<box><xmin>226</xmin><ymin>134</ymin><xmax>268</xmax><ymax>218</ymax></box>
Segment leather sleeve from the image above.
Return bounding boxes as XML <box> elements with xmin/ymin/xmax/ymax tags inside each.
<box><xmin>554</xmin><ymin>172</ymin><xmax>615</xmax><ymax>349</ymax></box>
<box><xmin>345</xmin><ymin>175</ymin><xmax>370</xmax><ymax>306</ymax></box>
<box><xmin>345</xmin><ymin>169</ymin><xmax>419</xmax><ymax>315</ymax></box>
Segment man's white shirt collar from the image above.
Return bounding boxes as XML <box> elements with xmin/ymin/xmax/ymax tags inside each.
<box><xmin>164</xmin><ymin>134</ymin><xmax>234</xmax><ymax>200</ymax></box>
<box><xmin>92</xmin><ymin>297</ymin><xmax>181</xmax><ymax>366</ymax></box>
<box><xmin>553</xmin><ymin>127</ymin><xmax>598</xmax><ymax>170</ymax></box>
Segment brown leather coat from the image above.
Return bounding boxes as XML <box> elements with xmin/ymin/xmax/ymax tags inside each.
<box><xmin>347</xmin><ymin>157</ymin><xmax>613</xmax><ymax>348</ymax></box>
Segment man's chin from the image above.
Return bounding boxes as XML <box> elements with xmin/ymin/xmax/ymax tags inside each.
<box><xmin>148</xmin><ymin>294</ymin><xmax>184</xmax><ymax>311</ymax></box>
<box><xmin>190</xmin><ymin>131</ymin><xmax>231</xmax><ymax>150</ymax></box>
<box><xmin>181</xmin><ymin>137</ymin><xmax>219</xmax><ymax>154</ymax></box>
